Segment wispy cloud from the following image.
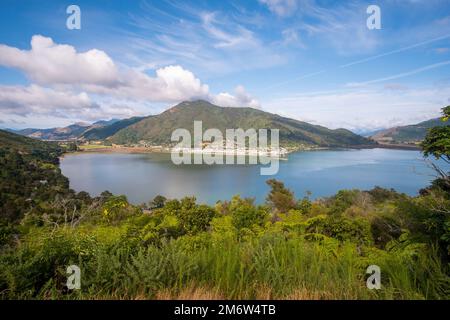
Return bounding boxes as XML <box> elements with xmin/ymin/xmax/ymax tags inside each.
<box><xmin>340</xmin><ymin>34</ymin><xmax>450</xmax><ymax>68</ymax></box>
<box><xmin>264</xmin><ymin>85</ymin><xmax>450</xmax><ymax>132</ymax></box>
<box><xmin>123</xmin><ymin>0</ymin><xmax>286</xmax><ymax>77</ymax></box>
<box><xmin>262</xmin><ymin>0</ymin><xmax>381</xmax><ymax>55</ymax></box>
<box><xmin>259</xmin><ymin>0</ymin><xmax>299</xmax><ymax>17</ymax></box>
<box><xmin>347</xmin><ymin>60</ymin><xmax>450</xmax><ymax>87</ymax></box>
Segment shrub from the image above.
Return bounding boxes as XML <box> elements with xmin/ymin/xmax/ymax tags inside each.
<box><xmin>305</xmin><ymin>215</ymin><xmax>373</xmax><ymax>245</ymax></box>
<box><xmin>228</xmin><ymin>196</ymin><xmax>269</xmax><ymax>233</ymax></box>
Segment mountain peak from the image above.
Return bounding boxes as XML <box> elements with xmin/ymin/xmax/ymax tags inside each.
<box><xmin>166</xmin><ymin>100</ymin><xmax>216</xmax><ymax>113</ymax></box>
<box><xmin>111</xmin><ymin>100</ymin><xmax>374</xmax><ymax>148</ymax></box>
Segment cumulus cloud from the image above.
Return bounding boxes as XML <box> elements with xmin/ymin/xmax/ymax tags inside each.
<box><xmin>0</xmin><ymin>85</ymin><xmax>96</xmax><ymax>115</ymax></box>
<box><xmin>83</xmin><ymin>65</ymin><xmax>211</xmax><ymax>102</ymax></box>
<box><xmin>212</xmin><ymin>85</ymin><xmax>260</xmax><ymax>108</ymax></box>
<box><xmin>0</xmin><ymin>35</ymin><xmax>119</xmax><ymax>86</ymax></box>
<box><xmin>0</xmin><ymin>35</ymin><xmax>210</xmax><ymax>102</ymax></box>
<box><xmin>0</xmin><ymin>85</ymin><xmax>135</xmax><ymax>120</ymax></box>
<box><xmin>0</xmin><ymin>35</ymin><xmax>258</xmax><ymax>113</ymax></box>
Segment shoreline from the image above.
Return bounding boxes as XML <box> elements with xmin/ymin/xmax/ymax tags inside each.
<box><xmin>368</xmin><ymin>143</ymin><xmax>421</xmax><ymax>150</ymax></box>
<box><xmin>63</xmin><ymin>143</ymin><xmax>422</xmax><ymax>158</ymax></box>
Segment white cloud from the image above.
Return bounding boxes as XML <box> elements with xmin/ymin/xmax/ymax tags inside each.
<box><xmin>0</xmin><ymin>35</ymin><xmax>260</xmax><ymax>122</ymax></box>
<box><xmin>201</xmin><ymin>12</ymin><xmax>258</xmax><ymax>49</ymax></box>
<box><xmin>0</xmin><ymin>35</ymin><xmax>119</xmax><ymax>86</ymax></box>
<box><xmin>346</xmin><ymin>60</ymin><xmax>450</xmax><ymax>87</ymax></box>
<box><xmin>0</xmin><ymin>35</ymin><xmax>211</xmax><ymax>102</ymax></box>
<box><xmin>212</xmin><ymin>85</ymin><xmax>260</xmax><ymax>108</ymax></box>
<box><xmin>126</xmin><ymin>3</ymin><xmax>286</xmax><ymax>77</ymax></box>
<box><xmin>84</xmin><ymin>65</ymin><xmax>210</xmax><ymax>102</ymax></box>
<box><xmin>0</xmin><ymin>85</ymin><xmax>98</xmax><ymax>118</ymax></box>
<box><xmin>0</xmin><ymin>85</ymin><xmax>137</xmax><ymax>120</ymax></box>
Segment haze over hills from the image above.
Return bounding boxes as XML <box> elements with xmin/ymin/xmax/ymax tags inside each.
<box><xmin>370</xmin><ymin>118</ymin><xmax>447</xmax><ymax>145</ymax></box>
<box><xmin>9</xmin><ymin>119</ymin><xmax>120</xmax><ymax>141</ymax></box>
<box><xmin>5</xmin><ymin>100</ymin><xmax>381</xmax><ymax>148</ymax></box>
<box><xmin>110</xmin><ymin>100</ymin><xmax>375</xmax><ymax>148</ymax></box>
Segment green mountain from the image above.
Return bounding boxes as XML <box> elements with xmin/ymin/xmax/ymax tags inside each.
<box><xmin>110</xmin><ymin>100</ymin><xmax>374</xmax><ymax>148</ymax></box>
<box><xmin>81</xmin><ymin>116</ymin><xmax>145</xmax><ymax>140</ymax></box>
<box><xmin>371</xmin><ymin>118</ymin><xmax>447</xmax><ymax>144</ymax></box>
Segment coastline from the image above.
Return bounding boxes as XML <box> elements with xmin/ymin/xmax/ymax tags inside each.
<box><xmin>368</xmin><ymin>143</ymin><xmax>421</xmax><ymax>150</ymax></box>
<box><xmin>61</xmin><ymin>142</ymin><xmax>421</xmax><ymax>159</ymax></box>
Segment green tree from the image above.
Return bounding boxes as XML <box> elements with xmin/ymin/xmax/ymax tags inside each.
<box><xmin>65</xmin><ymin>142</ymin><xmax>78</xmax><ymax>152</ymax></box>
<box><xmin>176</xmin><ymin>197</ymin><xmax>215</xmax><ymax>235</ymax></box>
<box><xmin>422</xmin><ymin>106</ymin><xmax>450</xmax><ymax>163</ymax></box>
<box><xmin>421</xmin><ymin>106</ymin><xmax>450</xmax><ymax>193</ymax></box>
<box><xmin>156</xmin><ymin>197</ymin><xmax>215</xmax><ymax>235</ymax></box>
<box><xmin>229</xmin><ymin>196</ymin><xmax>269</xmax><ymax>231</ymax></box>
<box><xmin>102</xmin><ymin>195</ymin><xmax>129</xmax><ymax>222</ymax></box>
<box><xmin>150</xmin><ymin>195</ymin><xmax>167</xmax><ymax>209</ymax></box>
<box><xmin>266</xmin><ymin>179</ymin><xmax>296</xmax><ymax>214</ymax></box>
<box><xmin>418</xmin><ymin>105</ymin><xmax>450</xmax><ymax>260</ymax></box>
<box><xmin>297</xmin><ymin>191</ymin><xmax>312</xmax><ymax>214</ymax></box>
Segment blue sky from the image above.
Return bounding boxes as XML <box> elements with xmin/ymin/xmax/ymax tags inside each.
<box><xmin>0</xmin><ymin>0</ymin><xmax>450</xmax><ymax>132</ymax></box>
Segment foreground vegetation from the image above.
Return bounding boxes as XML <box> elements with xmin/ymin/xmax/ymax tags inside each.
<box><xmin>0</xmin><ymin>107</ymin><xmax>449</xmax><ymax>300</ymax></box>
<box><xmin>1</xmin><ymin>181</ymin><xmax>448</xmax><ymax>299</ymax></box>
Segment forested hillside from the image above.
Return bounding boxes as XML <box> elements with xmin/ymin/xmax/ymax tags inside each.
<box><xmin>111</xmin><ymin>100</ymin><xmax>374</xmax><ymax>148</ymax></box>
<box><xmin>371</xmin><ymin>118</ymin><xmax>447</xmax><ymax>144</ymax></box>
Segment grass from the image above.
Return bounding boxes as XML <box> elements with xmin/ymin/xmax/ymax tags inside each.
<box><xmin>1</xmin><ymin>228</ymin><xmax>447</xmax><ymax>300</ymax></box>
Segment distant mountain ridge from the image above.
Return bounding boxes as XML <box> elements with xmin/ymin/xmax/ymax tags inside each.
<box><xmin>10</xmin><ymin>118</ymin><xmax>120</xmax><ymax>141</ymax></box>
<box><xmin>6</xmin><ymin>100</ymin><xmax>377</xmax><ymax>148</ymax></box>
<box><xmin>110</xmin><ymin>100</ymin><xmax>375</xmax><ymax>148</ymax></box>
<box><xmin>81</xmin><ymin>117</ymin><xmax>145</xmax><ymax>140</ymax></box>
<box><xmin>370</xmin><ymin>118</ymin><xmax>447</xmax><ymax>145</ymax></box>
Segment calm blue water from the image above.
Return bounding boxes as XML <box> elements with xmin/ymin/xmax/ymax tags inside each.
<box><xmin>60</xmin><ymin>149</ymin><xmax>448</xmax><ymax>205</ymax></box>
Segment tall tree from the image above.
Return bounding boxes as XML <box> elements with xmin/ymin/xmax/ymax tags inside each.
<box><xmin>266</xmin><ymin>179</ymin><xmax>296</xmax><ymax>214</ymax></box>
<box><xmin>422</xmin><ymin>106</ymin><xmax>450</xmax><ymax>163</ymax></box>
<box><xmin>421</xmin><ymin>106</ymin><xmax>450</xmax><ymax>191</ymax></box>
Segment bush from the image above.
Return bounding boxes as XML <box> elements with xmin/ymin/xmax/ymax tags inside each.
<box><xmin>228</xmin><ymin>197</ymin><xmax>269</xmax><ymax>233</ymax></box>
<box><xmin>305</xmin><ymin>215</ymin><xmax>373</xmax><ymax>245</ymax></box>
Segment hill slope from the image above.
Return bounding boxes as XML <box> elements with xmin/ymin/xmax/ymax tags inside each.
<box><xmin>110</xmin><ymin>100</ymin><xmax>374</xmax><ymax>148</ymax></box>
<box><xmin>81</xmin><ymin>116</ymin><xmax>145</xmax><ymax>140</ymax></box>
<box><xmin>14</xmin><ymin>123</ymin><xmax>93</xmax><ymax>141</ymax></box>
<box><xmin>0</xmin><ymin>129</ymin><xmax>63</xmax><ymax>162</ymax></box>
<box><xmin>371</xmin><ymin>118</ymin><xmax>447</xmax><ymax>144</ymax></box>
